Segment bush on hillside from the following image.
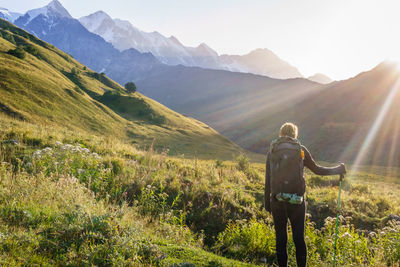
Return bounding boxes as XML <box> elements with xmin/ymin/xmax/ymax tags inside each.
<box><xmin>102</xmin><ymin>90</ymin><xmax>121</xmax><ymax>98</ymax></box>
<box><xmin>1</xmin><ymin>31</ymin><xmax>16</xmax><ymax>44</ymax></box>
<box><xmin>125</xmin><ymin>82</ymin><xmax>137</xmax><ymax>93</ymax></box>
<box><xmin>23</xmin><ymin>44</ymin><xmax>41</xmax><ymax>59</ymax></box>
<box><xmin>236</xmin><ymin>154</ymin><xmax>250</xmax><ymax>172</ymax></box>
<box><xmin>87</xmin><ymin>72</ymin><xmax>121</xmax><ymax>91</ymax></box>
<box><xmin>71</xmin><ymin>67</ymin><xmax>80</xmax><ymax>76</ymax></box>
<box><xmin>7</xmin><ymin>46</ymin><xmax>26</xmax><ymax>59</ymax></box>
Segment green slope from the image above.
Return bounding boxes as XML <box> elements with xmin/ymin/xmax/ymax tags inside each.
<box><xmin>0</xmin><ymin>19</ymin><xmax>245</xmax><ymax>159</ymax></box>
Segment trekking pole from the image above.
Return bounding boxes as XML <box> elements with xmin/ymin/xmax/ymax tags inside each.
<box><xmin>333</xmin><ymin>174</ymin><xmax>344</xmax><ymax>266</ymax></box>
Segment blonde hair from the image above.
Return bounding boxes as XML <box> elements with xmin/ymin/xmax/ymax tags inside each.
<box><xmin>280</xmin><ymin>122</ymin><xmax>298</xmax><ymax>138</ymax></box>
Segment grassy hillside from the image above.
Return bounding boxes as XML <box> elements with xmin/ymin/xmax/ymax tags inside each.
<box><xmin>0</xmin><ymin>18</ymin><xmax>245</xmax><ymax>160</ymax></box>
<box><xmin>1</xmin><ymin>115</ymin><xmax>399</xmax><ymax>266</ymax></box>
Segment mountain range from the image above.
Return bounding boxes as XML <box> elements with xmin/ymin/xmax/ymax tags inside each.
<box><xmin>78</xmin><ymin>10</ymin><xmax>305</xmax><ymax>79</ymax></box>
<box><xmin>13</xmin><ymin>1</ymin><xmax>162</xmax><ymax>82</ymax></box>
<box><xmin>2</xmin><ymin>0</ymin><xmax>330</xmax><ymax>81</ymax></box>
<box><xmin>0</xmin><ymin>8</ymin><xmax>21</xmax><ymax>22</ymax></box>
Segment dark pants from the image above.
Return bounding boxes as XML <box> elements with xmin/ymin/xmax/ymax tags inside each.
<box><xmin>271</xmin><ymin>197</ymin><xmax>307</xmax><ymax>267</ymax></box>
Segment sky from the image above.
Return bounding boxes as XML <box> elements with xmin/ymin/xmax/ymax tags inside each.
<box><xmin>1</xmin><ymin>0</ymin><xmax>400</xmax><ymax>80</ymax></box>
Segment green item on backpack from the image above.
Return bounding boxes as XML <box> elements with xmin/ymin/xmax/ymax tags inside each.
<box><xmin>275</xmin><ymin>192</ymin><xmax>304</xmax><ymax>204</ymax></box>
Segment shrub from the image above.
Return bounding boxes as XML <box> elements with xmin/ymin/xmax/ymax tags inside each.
<box><xmin>236</xmin><ymin>154</ymin><xmax>250</xmax><ymax>172</ymax></box>
<box><xmin>214</xmin><ymin>216</ymin><xmax>395</xmax><ymax>266</ymax></box>
<box><xmin>214</xmin><ymin>219</ymin><xmax>276</xmax><ymax>263</ymax></box>
<box><xmin>7</xmin><ymin>46</ymin><xmax>26</xmax><ymax>59</ymax></box>
<box><xmin>125</xmin><ymin>82</ymin><xmax>137</xmax><ymax>93</ymax></box>
<box><xmin>71</xmin><ymin>67</ymin><xmax>80</xmax><ymax>76</ymax></box>
<box><xmin>101</xmin><ymin>91</ymin><xmax>121</xmax><ymax>101</ymax></box>
<box><xmin>2</xmin><ymin>32</ymin><xmax>16</xmax><ymax>44</ymax></box>
<box><xmin>23</xmin><ymin>44</ymin><xmax>41</xmax><ymax>59</ymax></box>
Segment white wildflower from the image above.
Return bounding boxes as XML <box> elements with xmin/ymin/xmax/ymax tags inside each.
<box><xmin>92</xmin><ymin>152</ymin><xmax>100</xmax><ymax>159</ymax></box>
<box><xmin>33</xmin><ymin>150</ymin><xmax>42</xmax><ymax>158</ymax></box>
<box><xmin>341</xmin><ymin>232</ymin><xmax>352</xmax><ymax>238</ymax></box>
<box><xmin>368</xmin><ymin>231</ymin><xmax>377</xmax><ymax>237</ymax></box>
<box><xmin>61</xmin><ymin>144</ymin><xmax>74</xmax><ymax>150</ymax></box>
<box><xmin>55</xmin><ymin>141</ymin><xmax>62</xmax><ymax>146</ymax></box>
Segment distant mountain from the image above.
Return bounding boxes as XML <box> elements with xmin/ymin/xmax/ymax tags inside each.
<box><xmin>79</xmin><ymin>11</ymin><xmax>221</xmax><ymax>69</ymax></box>
<box><xmin>79</xmin><ymin>10</ymin><xmax>302</xmax><ymax>79</ymax></box>
<box><xmin>0</xmin><ymin>18</ymin><xmax>245</xmax><ymax>159</ymax></box>
<box><xmin>17</xmin><ymin>0</ymin><xmax>72</xmax><ymax>25</ymax></box>
<box><xmin>14</xmin><ymin>0</ymin><xmax>161</xmax><ymax>80</ymax></box>
<box><xmin>6</xmin><ymin>1</ymin><xmax>304</xmax><ymax>80</ymax></box>
<box><xmin>308</xmin><ymin>73</ymin><xmax>333</xmax><ymax>84</ymax></box>
<box><xmin>220</xmin><ymin>48</ymin><xmax>303</xmax><ymax>79</ymax></box>
<box><xmin>0</xmin><ymin>8</ymin><xmax>22</xmax><ymax>22</ymax></box>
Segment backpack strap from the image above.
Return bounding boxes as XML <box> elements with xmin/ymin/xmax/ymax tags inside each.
<box><xmin>271</xmin><ymin>137</ymin><xmax>301</xmax><ymax>150</ymax></box>
<box><xmin>269</xmin><ymin>139</ymin><xmax>278</xmax><ymax>154</ymax></box>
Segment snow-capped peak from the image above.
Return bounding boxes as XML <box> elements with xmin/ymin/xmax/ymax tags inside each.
<box><xmin>88</xmin><ymin>10</ymin><xmax>111</xmax><ymax>21</ymax></box>
<box><xmin>25</xmin><ymin>0</ymin><xmax>72</xmax><ymax>24</ymax></box>
<box><xmin>0</xmin><ymin>7</ymin><xmax>22</xmax><ymax>22</ymax></box>
<box><xmin>114</xmin><ymin>18</ymin><xmax>137</xmax><ymax>31</ymax></box>
<box><xmin>0</xmin><ymin>7</ymin><xmax>11</xmax><ymax>16</ymax></box>
<box><xmin>79</xmin><ymin>11</ymin><xmax>113</xmax><ymax>32</ymax></box>
<box><xmin>168</xmin><ymin>35</ymin><xmax>183</xmax><ymax>46</ymax></box>
<box><xmin>195</xmin><ymin>43</ymin><xmax>218</xmax><ymax>57</ymax></box>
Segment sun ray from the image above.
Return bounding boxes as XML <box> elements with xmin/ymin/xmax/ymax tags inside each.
<box><xmin>350</xmin><ymin>76</ymin><xmax>400</xmax><ymax>174</ymax></box>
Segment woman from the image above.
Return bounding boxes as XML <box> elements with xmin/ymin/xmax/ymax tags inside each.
<box><xmin>265</xmin><ymin>122</ymin><xmax>346</xmax><ymax>267</ymax></box>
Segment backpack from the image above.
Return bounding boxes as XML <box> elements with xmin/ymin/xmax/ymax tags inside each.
<box><xmin>269</xmin><ymin>137</ymin><xmax>305</xmax><ymax>196</ymax></box>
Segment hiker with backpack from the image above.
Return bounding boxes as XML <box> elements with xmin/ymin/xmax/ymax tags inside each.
<box><xmin>265</xmin><ymin>122</ymin><xmax>346</xmax><ymax>267</ymax></box>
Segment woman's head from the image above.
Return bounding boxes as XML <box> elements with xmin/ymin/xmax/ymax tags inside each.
<box><xmin>280</xmin><ymin>122</ymin><xmax>298</xmax><ymax>139</ymax></box>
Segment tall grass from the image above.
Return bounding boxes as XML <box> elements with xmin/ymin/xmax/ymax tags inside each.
<box><xmin>0</xmin><ymin>116</ymin><xmax>399</xmax><ymax>266</ymax></box>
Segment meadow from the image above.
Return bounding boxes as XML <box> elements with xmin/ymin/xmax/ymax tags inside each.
<box><xmin>1</xmin><ymin>115</ymin><xmax>399</xmax><ymax>266</ymax></box>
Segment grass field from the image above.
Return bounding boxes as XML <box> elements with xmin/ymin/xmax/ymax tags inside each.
<box><xmin>1</xmin><ymin>115</ymin><xmax>400</xmax><ymax>266</ymax></box>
